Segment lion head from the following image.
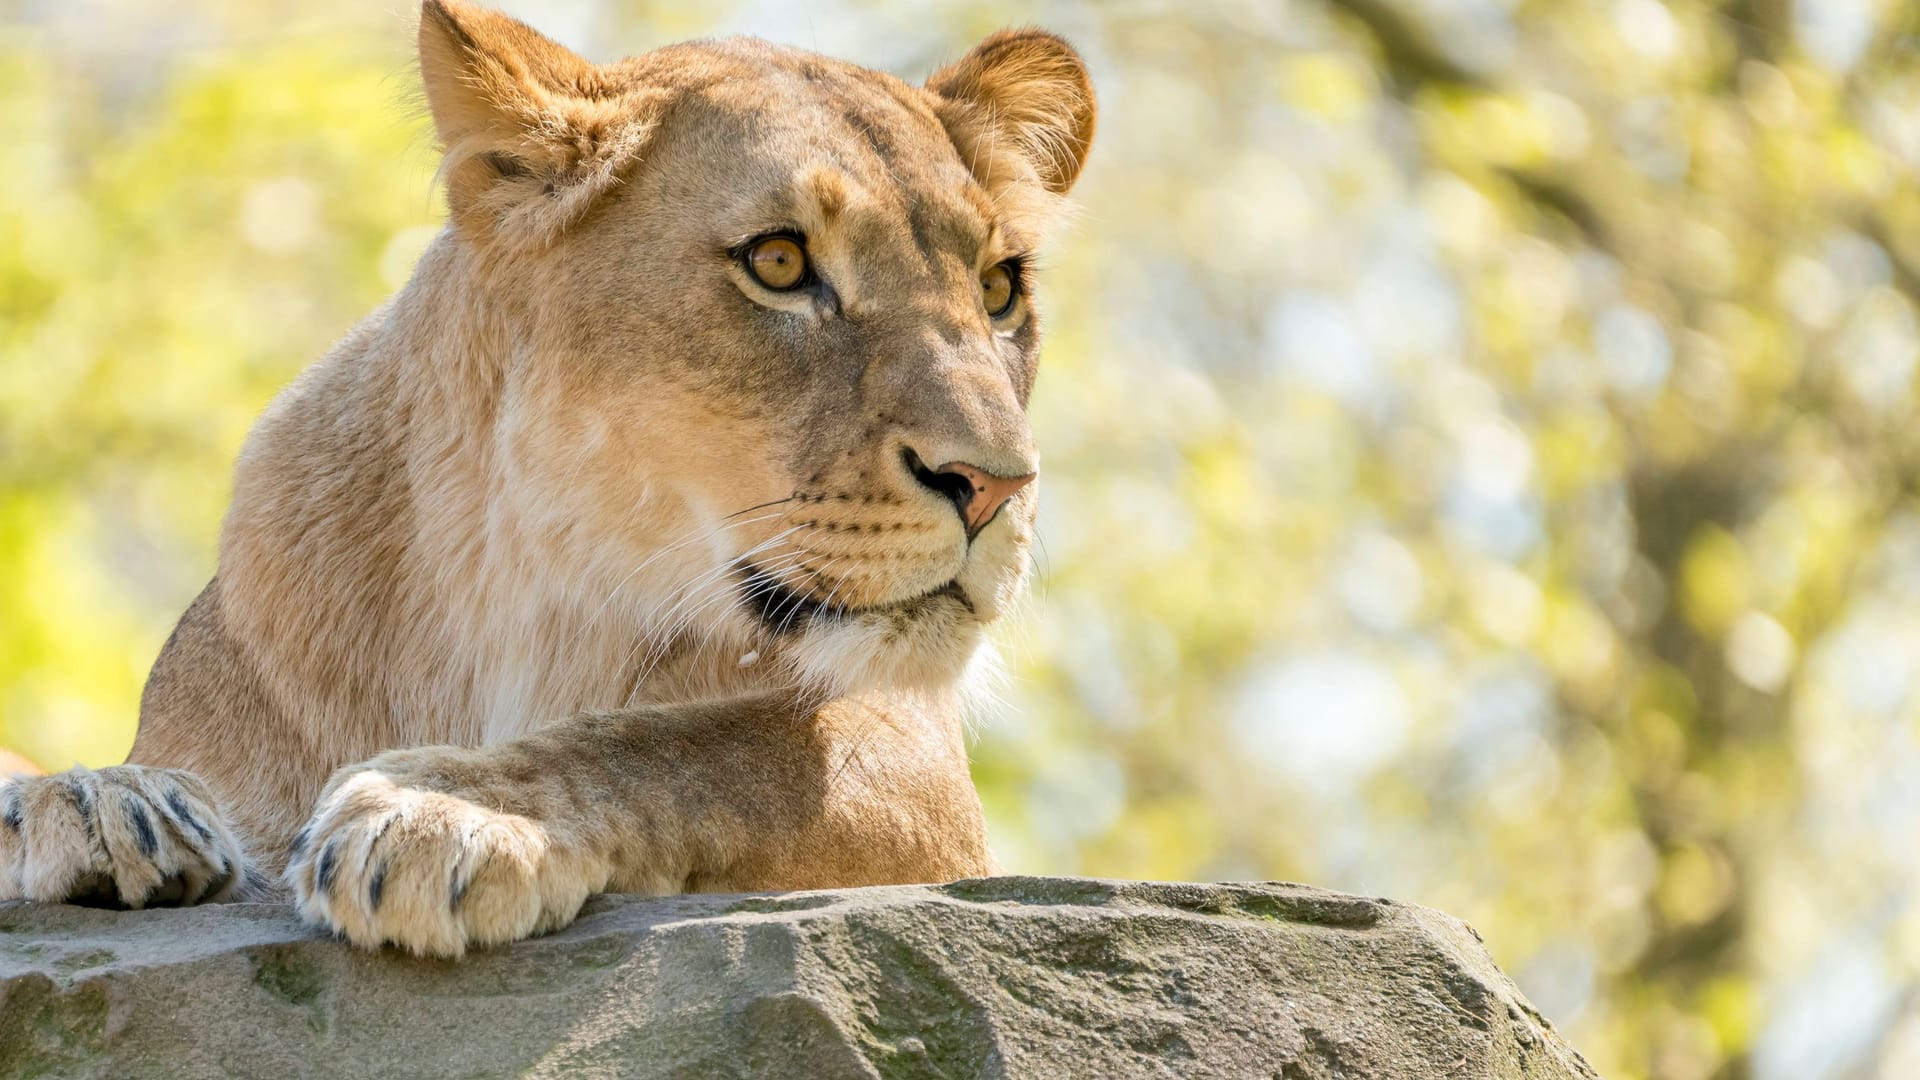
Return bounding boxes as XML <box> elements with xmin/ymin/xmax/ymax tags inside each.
<box><xmin>407</xmin><ymin>1</ymin><xmax>1095</xmax><ymax>699</ymax></box>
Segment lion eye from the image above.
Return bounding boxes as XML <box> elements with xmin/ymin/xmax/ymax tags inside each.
<box><xmin>745</xmin><ymin>235</ymin><xmax>808</xmax><ymax>291</ymax></box>
<box><xmin>981</xmin><ymin>262</ymin><xmax>1018</xmax><ymax>318</ymax></box>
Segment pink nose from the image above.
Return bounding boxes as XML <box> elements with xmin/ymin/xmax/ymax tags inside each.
<box><xmin>925</xmin><ymin>461</ymin><xmax>1036</xmax><ymax>537</ymax></box>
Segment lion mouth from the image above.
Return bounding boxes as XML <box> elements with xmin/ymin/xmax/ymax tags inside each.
<box><xmin>736</xmin><ymin>563</ymin><xmax>970</xmax><ymax>633</ymax></box>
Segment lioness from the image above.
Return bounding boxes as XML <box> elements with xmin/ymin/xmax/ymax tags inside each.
<box><xmin>0</xmin><ymin>0</ymin><xmax>1094</xmax><ymax>956</ymax></box>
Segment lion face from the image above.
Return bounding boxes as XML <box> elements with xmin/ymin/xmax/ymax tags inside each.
<box><xmin>416</xmin><ymin>4</ymin><xmax>1094</xmax><ymax>694</ymax></box>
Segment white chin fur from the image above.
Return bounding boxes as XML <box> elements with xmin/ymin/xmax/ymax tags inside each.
<box><xmin>781</xmin><ymin>597</ymin><xmax>984</xmax><ymax>696</ymax></box>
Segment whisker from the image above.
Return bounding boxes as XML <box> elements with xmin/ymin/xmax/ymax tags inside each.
<box><xmin>732</xmin><ymin>549</ymin><xmax>837</xmax><ymax>634</ymax></box>
<box><xmin>724</xmin><ymin>493</ymin><xmax>800</xmax><ymax>521</ymax></box>
<box><xmin>1032</xmin><ymin>528</ymin><xmax>1053</xmax><ymax>599</ymax></box>
<box><xmin>560</xmin><ymin>508</ymin><xmax>794</xmax><ymax>661</ymax></box>
<box><xmin>810</xmin><ymin>555</ymin><xmax>862</xmax><ymax>619</ymax></box>
<box><xmin>677</xmin><ymin>545</ymin><xmax>832</xmax><ymax>667</ymax></box>
<box><xmin>620</xmin><ymin>526</ymin><xmax>816</xmax><ymax>697</ymax></box>
<box><xmin>775</xmin><ymin>554</ymin><xmax>854</xmax><ymax>635</ymax></box>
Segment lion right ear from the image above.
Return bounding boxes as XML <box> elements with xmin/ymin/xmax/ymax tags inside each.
<box><xmin>926</xmin><ymin>30</ymin><xmax>1097</xmax><ymax>203</ymax></box>
<box><xmin>418</xmin><ymin>0</ymin><xmax>659</xmax><ymax>245</ymax></box>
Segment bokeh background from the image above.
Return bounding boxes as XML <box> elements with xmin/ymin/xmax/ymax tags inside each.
<box><xmin>5</xmin><ymin>0</ymin><xmax>1920</xmax><ymax>1074</ymax></box>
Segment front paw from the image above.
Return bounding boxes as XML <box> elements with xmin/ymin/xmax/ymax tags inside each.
<box><xmin>286</xmin><ymin>760</ymin><xmax>592</xmax><ymax>957</ymax></box>
<box><xmin>0</xmin><ymin>766</ymin><xmax>254</xmax><ymax>908</ymax></box>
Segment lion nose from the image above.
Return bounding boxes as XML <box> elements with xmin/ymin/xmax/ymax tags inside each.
<box><xmin>909</xmin><ymin>457</ymin><xmax>1036</xmax><ymax>538</ymax></box>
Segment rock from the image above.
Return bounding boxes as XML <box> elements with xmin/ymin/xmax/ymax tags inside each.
<box><xmin>0</xmin><ymin>877</ymin><xmax>1595</xmax><ymax>1079</ymax></box>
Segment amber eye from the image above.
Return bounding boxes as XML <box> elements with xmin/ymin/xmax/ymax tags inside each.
<box><xmin>981</xmin><ymin>262</ymin><xmax>1019</xmax><ymax>318</ymax></box>
<box><xmin>746</xmin><ymin>235</ymin><xmax>808</xmax><ymax>291</ymax></box>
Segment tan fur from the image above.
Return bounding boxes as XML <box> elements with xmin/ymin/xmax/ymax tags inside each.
<box><xmin>0</xmin><ymin>1</ymin><xmax>1094</xmax><ymax>956</ymax></box>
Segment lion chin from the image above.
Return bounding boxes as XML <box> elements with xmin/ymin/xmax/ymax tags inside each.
<box><xmin>752</xmin><ymin>578</ymin><xmax>987</xmax><ymax>695</ymax></box>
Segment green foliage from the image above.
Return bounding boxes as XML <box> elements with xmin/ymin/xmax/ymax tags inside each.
<box><xmin>0</xmin><ymin>24</ymin><xmax>440</xmax><ymax>765</ymax></box>
<box><xmin>5</xmin><ymin>2</ymin><xmax>1920</xmax><ymax>1077</ymax></box>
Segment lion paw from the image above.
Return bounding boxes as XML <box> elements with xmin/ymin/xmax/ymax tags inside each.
<box><xmin>286</xmin><ymin>764</ymin><xmax>591</xmax><ymax>957</ymax></box>
<box><xmin>0</xmin><ymin>766</ymin><xmax>256</xmax><ymax>908</ymax></box>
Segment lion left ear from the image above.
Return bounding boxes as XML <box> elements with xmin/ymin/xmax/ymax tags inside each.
<box><xmin>418</xmin><ymin>0</ymin><xmax>661</xmax><ymax>245</ymax></box>
<box><xmin>926</xmin><ymin>29</ymin><xmax>1097</xmax><ymax>197</ymax></box>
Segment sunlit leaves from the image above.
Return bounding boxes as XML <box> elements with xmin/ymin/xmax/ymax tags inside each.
<box><xmin>4</xmin><ymin>1</ymin><xmax>1920</xmax><ymax>1076</ymax></box>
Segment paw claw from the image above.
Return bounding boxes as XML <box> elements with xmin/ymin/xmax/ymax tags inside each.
<box><xmin>241</xmin><ymin>865</ymin><xmax>275</xmax><ymax>900</ymax></box>
<box><xmin>200</xmin><ymin>862</ymin><xmax>234</xmax><ymax>905</ymax></box>
<box><xmin>164</xmin><ymin>790</ymin><xmax>215</xmax><ymax>845</ymax></box>
<box><xmin>64</xmin><ymin>779</ymin><xmax>93</xmax><ymax>834</ymax></box>
<box><xmin>0</xmin><ymin>766</ymin><xmax>254</xmax><ymax>909</ymax></box>
<box><xmin>127</xmin><ymin>803</ymin><xmax>159</xmax><ymax>858</ymax></box>
<box><xmin>315</xmin><ymin>842</ymin><xmax>340</xmax><ymax>895</ymax></box>
<box><xmin>289</xmin><ymin>764</ymin><xmax>591</xmax><ymax>957</ymax></box>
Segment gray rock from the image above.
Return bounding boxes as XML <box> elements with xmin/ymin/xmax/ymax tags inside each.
<box><xmin>0</xmin><ymin>877</ymin><xmax>1596</xmax><ymax>1079</ymax></box>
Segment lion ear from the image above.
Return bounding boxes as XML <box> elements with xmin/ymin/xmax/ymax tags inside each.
<box><xmin>926</xmin><ymin>29</ymin><xmax>1097</xmax><ymax>198</ymax></box>
<box><xmin>418</xmin><ymin>0</ymin><xmax>658</xmax><ymax>244</ymax></box>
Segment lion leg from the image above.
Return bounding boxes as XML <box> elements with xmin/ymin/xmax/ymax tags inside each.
<box><xmin>287</xmin><ymin>692</ymin><xmax>990</xmax><ymax>957</ymax></box>
<box><xmin>0</xmin><ymin>765</ymin><xmax>262</xmax><ymax>908</ymax></box>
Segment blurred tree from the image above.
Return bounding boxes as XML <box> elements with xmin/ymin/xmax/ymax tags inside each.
<box><xmin>4</xmin><ymin>1</ymin><xmax>1919</xmax><ymax>1077</ymax></box>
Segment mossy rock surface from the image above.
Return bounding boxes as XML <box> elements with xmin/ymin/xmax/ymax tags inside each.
<box><xmin>0</xmin><ymin>877</ymin><xmax>1596</xmax><ymax>1079</ymax></box>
